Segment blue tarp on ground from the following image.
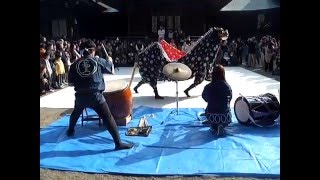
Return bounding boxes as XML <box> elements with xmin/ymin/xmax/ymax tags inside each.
<box><xmin>40</xmin><ymin>106</ymin><xmax>280</xmax><ymax>177</ymax></box>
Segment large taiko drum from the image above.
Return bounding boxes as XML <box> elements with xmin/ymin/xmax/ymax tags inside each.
<box><xmin>234</xmin><ymin>93</ymin><xmax>280</xmax><ymax>127</ymax></box>
<box><xmin>103</xmin><ymin>80</ymin><xmax>133</xmax><ymax>126</ymax></box>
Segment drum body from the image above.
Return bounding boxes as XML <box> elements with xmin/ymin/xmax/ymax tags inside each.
<box><xmin>103</xmin><ymin>80</ymin><xmax>133</xmax><ymax>125</ymax></box>
<box><xmin>234</xmin><ymin>93</ymin><xmax>280</xmax><ymax>127</ymax></box>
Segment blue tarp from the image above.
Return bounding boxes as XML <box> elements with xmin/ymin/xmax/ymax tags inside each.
<box><xmin>40</xmin><ymin>106</ymin><xmax>280</xmax><ymax>177</ymax></box>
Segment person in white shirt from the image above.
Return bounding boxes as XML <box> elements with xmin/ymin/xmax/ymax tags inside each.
<box><xmin>40</xmin><ymin>51</ymin><xmax>54</xmax><ymax>92</ymax></box>
<box><xmin>182</xmin><ymin>37</ymin><xmax>193</xmax><ymax>53</ymax></box>
<box><xmin>158</xmin><ymin>26</ymin><xmax>165</xmax><ymax>41</ymax></box>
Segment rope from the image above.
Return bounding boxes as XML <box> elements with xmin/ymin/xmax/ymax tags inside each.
<box><xmin>206</xmin><ymin>112</ymin><xmax>232</xmax><ymax>124</ymax></box>
<box><xmin>137</xmin><ymin>42</ymin><xmax>158</xmax><ymax>56</ymax></box>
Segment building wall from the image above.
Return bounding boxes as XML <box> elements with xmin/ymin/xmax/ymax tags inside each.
<box><xmin>206</xmin><ymin>9</ymin><xmax>280</xmax><ymax>39</ymax></box>
<box><xmin>40</xmin><ymin>3</ymin><xmax>74</xmax><ymax>39</ymax></box>
<box><xmin>40</xmin><ymin>0</ymin><xmax>279</xmax><ymax>39</ymax></box>
<box><xmin>76</xmin><ymin>14</ymin><xmax>128</xmax><ymax>38</ymax></box>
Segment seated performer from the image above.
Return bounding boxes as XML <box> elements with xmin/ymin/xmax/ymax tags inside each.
<box><xmin>202</xmin><ymin>64</ymin><xmax>232</xmax><ymax>136</ymax></box>
<box><xmin>66</xmin><ymin>39</ymin><xmax>133</xmax><ymax>150</ymax></box>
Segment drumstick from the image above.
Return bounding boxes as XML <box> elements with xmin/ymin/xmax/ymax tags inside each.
<box><xmin>128</xmin><ymin>62</ymin><xmax>138</xmax><ymax>88</ymax></box>
<box><xmin>101</xmin><ymin>43</ymin><xmax>109</xmax><ymax>57</ymax></box>
<box><xmin>101</xmin><ymin>42</ymin><xmax>116</xmax><ymax>74</ymax></box>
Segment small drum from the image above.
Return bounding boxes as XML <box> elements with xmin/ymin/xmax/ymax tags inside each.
<box><xmin>234</xmin><ymin>93</ymin><xmax>280</xmax><ymax>127</ymax></box>
<box><xmin>103</xmin><ymin>80</ymin><xmax>133</xmax><ymax>126</ymax></box>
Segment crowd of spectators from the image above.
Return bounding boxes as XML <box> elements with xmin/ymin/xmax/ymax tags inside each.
<box><xmin>40</xmin><ymin>31</ymin><xmax>280</xmax><ymax>96</ymax></box>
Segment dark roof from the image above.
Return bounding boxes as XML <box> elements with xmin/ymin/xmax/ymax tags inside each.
<box><xmin>40</xmin><ymin>0</ymin><xmax>120</xmax><ymax>13</ymax></box>
<box><xmin>221</xmin><ymin>0</ymin><xmax>280</xmax><ymax>11</ymax></box>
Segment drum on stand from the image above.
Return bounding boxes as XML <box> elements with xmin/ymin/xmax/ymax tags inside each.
<box><xmin>103</xmin><ymin>80</ymin><xmax>133</xmax><ymax>126</ymax></box>
<box><xmin>234</xmin><ymin>93</ymin><xmax>280</xmax><ymax>127</ymax></box>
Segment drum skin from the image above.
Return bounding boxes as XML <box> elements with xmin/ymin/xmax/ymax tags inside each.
<box><xmin>234</xmin><ymin>97</ymin><xmax>252</xmax><ymax>126</ymax></box>
<box><xmin>103</xmin><ymin>85</ymin><xmax>133</xmax><ymax>120</ymax></box>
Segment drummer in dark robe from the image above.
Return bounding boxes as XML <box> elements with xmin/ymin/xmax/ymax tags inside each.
<box><xmin>202</xmin><ymin>64</ymin><xmax>232</xmax><ymax>136</ymax></box>
<box><xmin>66</xmin><ymin>39</ymin><xmax>133</xmax><ymax>150</ymax></box>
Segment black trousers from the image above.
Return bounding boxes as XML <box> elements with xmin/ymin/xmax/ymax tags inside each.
<box><xmin>68</xmin><ymin>99</ymin><xmax>121</xmax><ymax>146</ymax></box>
<box><xmin>51</xmin><ymin>73</ymin><xmax>58</xmax><ymax>88</ymax></box>
<box><xmin>237</xmin><ymin>52</ymin><xmax>242</xmax><ymax>64</ymax></box>
<box><xmin>40</xmin><ymin>80</ymin><xmax>50</xmax><ymax>93</ymax></box>
<box><xmin>264</xmin><ymin>57</ymin><xmax>274</xmax><ymax>72</ymax></box>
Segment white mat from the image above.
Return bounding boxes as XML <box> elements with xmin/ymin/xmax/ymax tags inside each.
<box><xmin>40</xmin><ymin>67</ymin><xmax>280</xmax><ymax>109</ymax></box>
